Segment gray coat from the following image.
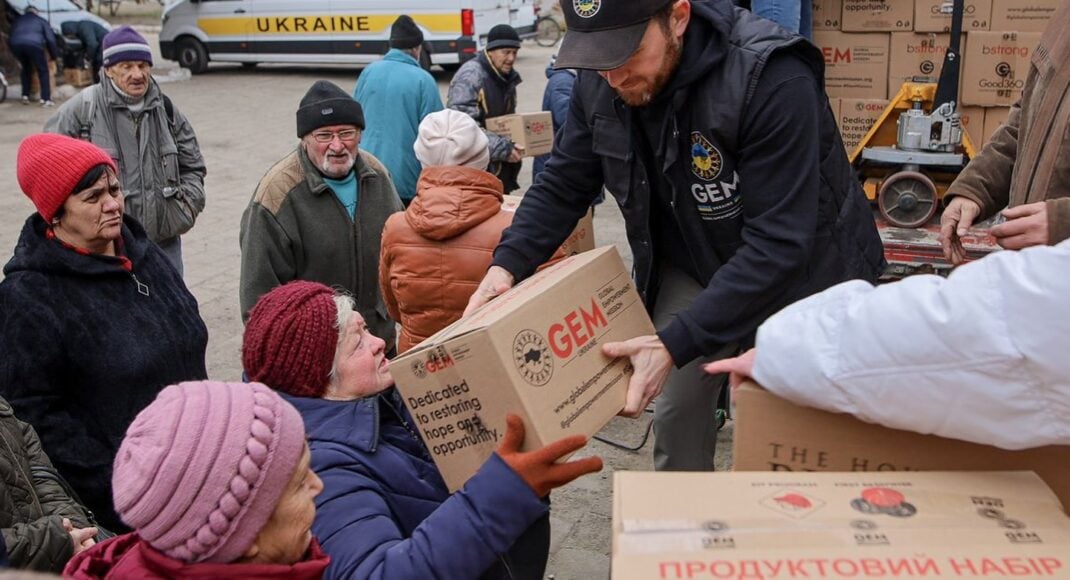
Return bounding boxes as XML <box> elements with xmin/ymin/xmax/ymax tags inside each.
<box><xmin>44</xmin><ymin>79</ymin><xmax>207</xmax><ymax>245</ymax></box>
<box><xmin>0</xmin><ymin>396</ymin><xmax>91</xmax><ymax>573</ymax></box>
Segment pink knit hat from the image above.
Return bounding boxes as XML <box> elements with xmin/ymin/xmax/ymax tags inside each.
<box><xmin>17</xmin><ymin>133</ymin><xmax>117</xmax><ymax>222</ymax></box>
<box><xmin>112</xmin><ymin>381</ymin><xmax>307</xmax><ymax>564</ymax></box>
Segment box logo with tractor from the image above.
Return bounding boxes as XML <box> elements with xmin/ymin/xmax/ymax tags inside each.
<box><xmin>851</xmin><ymin>487</ymin><xmax>918</xmax><ymax>517</ymax></box>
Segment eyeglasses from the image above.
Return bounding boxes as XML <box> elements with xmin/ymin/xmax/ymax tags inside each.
<box><xmin>311</xmin><ymin>129</ymin><xmax>360</xmax><ymax>143</ymax></box>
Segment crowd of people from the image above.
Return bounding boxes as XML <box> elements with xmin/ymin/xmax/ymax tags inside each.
<box><xmin>1</xmin><ymin>0</ymin><xmax>1067</xmax><ymax>576</ymax></box>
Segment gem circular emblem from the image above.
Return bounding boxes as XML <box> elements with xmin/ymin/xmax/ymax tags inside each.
<box><xmin>574</xmin><ymin>0</ymin><xmax>601</xmax><ymax>18</ymax></box>
<box><xmin>411</xmin><ymin>359</ymin><xmax>427</xmax><ymax>379</ymax></box>
<box><xmin>690</xmin><ymin>132</ymin><xmax>723</xmax><ymax>181</ymax></box>
<box><xmin>513</xmin><ymin>329</ymin><xmax>553</xmax><ymax>386</ymax></box>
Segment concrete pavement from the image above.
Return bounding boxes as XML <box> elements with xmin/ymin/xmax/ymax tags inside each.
<box><xmin>0</xmin><ymin>40</ymin><xmax>733</xmax><ymax>579</ymax></box>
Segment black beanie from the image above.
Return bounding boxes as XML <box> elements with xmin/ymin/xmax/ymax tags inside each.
<box><xmin>296</xmin><ymin>80</ymin><xmax>365</xmax><ymax>138</ymax></box>
<box><xmin>486</xmin><ymin>24</ymin><xmax>521</xmax><ymax>51</ymax></box>
<box><xmin>390</xmin><ymin>15</ymin><xmax>424</xmax><ymax>49</ymax></box>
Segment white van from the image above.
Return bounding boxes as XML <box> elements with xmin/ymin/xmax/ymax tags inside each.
<box><xmin>159</xmin><ymin>0</ymin><xmax>536</xmax><ymax>74</ymax></box>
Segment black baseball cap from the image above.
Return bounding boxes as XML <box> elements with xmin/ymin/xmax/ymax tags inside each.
<box><xmin>555</xmin><ymin>0</ymin><xmax>676</xmax><ymax>70</ymax></box>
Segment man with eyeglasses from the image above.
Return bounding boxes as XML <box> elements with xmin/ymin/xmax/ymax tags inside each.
<box><xmin>240</xmin><ymin>80</ymin><xmax>403</xmax><ymax>353</ymax></box>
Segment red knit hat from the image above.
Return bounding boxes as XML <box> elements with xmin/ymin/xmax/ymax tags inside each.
<box><xmin>243</xmin><ymin>281</ymin><xmax>340</xmax><ymax>398</ymax></box>
<box><xmin>17</xmin><ymin>133</ymin><xmax>117</xmax><ymax>222</ymax></box>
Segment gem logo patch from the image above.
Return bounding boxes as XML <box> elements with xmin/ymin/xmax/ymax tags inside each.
<box><xmin>690</xmin><ymin>132</ymin><xmax>722</xmax><ymax>181</ymax></box>
<box><xmin>574</xmin><ymin>0</ymin><xmax>601</xmax><ymax>18</ymax></box>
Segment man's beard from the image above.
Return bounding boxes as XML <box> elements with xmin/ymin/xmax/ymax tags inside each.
<box><xmin>319</xmin><ymin>151</ymin><xmax>356</xmax><ymax>178</ymax></box>
<box><xmin>617</xmin><ymin>34</ymin><xmax>683</xmax><ymax>107</ymax></box>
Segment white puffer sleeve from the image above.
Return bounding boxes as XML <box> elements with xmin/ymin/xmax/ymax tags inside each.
<box><xmin>751</xmin><ymin>239</ymin><xmax>1070</xmax><ymax>450</ymax></box>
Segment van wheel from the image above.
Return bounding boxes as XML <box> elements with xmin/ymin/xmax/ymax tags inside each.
<box><xmin>441</xmin><ymin>63</ymin><xmax>461</xmax><ymax>73</ymax></box>
<box><xmin>177</xmin><ymin>38</ymin><xmax>209</xmax><ymax>74</ymax></box>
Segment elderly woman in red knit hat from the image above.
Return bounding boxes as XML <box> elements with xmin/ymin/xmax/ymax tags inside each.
<box><xmin>64</xmin><ymin>381</ymin><xmax>332</xmax><ymax>578</ymax></box>
<box><xmin>0</xmin><ymin>134</ymin><xmax>208</xmax><ymax>534</ymax></box>
<box><xmin>242</xmin><ymin>280</ymin><xmax>603</xmax><ymax>580</ymax></box>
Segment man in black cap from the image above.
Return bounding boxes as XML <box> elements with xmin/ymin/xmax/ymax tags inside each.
<box><xmin>353</xmin><ymin>15</ymin><xmax>443</xmax><ymax>206</ymax></box>
<box><xmin>240</xmin><ymin>80</ymin><xmax>403</xmax><ymax>351</ymax></box>
<box><xmin>446</xmin><ymin>24</ymin><xmax>525</xmax><ymax>193</ymax></box>
<box><xmin>466</xmin><ymin>0</ymin><xmax>885</xmax><ymax>471</ymax></box>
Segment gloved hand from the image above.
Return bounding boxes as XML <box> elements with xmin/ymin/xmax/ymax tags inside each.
<box><xmin>496</xmin><ymin>414</ymin><xmax>603</xmax><ymax>498</ymax></box>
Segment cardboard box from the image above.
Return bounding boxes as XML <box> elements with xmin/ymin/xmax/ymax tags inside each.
<box><xmin>841</xmin><ymin>0</ymin><xmax>914</xmax><ymax>31</ymax></box>
<box><xmin>887</xmin><ymin>32</ymin><xmax>952</xmax><ymax>97</ymax></box>
<box><xmin>814</xmin><ymin>31</ymin><xmax>891</xmax><ymax>98</ymax></box>
<box><xmin>486</xmin><ymin>112</ymin><xmax>554</xmax><ymax>157</ymax></box>
<box><xmin>390</xmin><ymin>246</ymin><xmax>654</xmax><ymax>491</ymax></box>
<box><xmin>502</xmin><ymin>195</ymin><xmax>595</xmax><ymax>256</ymax></box>
<box><xmin>732</xmin><ymin>383</ymin><xmax>1070</xmax><ymax>510</ymax></box>
<box><xmin>63</xmin><ymin>68</ymin><xmax>94</xmax><ymax>88</ymax></box>
<box><xmin>961</xmin><ymin>31</ymin><xmax>1041</xmax><ymax>106</ymax></box>
<box><xmin>983</xmin><ymin>105</ymin><xmax>1011</xmax><ymax>144</ymax></box>
<box><xmin>836</xmin><ymin>98</ymin><xmax>888</xmax><ymax>154</ymax></box>
<box><xmin>611</xmin><ymin>470</ymin><xmax>1070</xmax><ymax>579</ymax></box>
<box><xmin>991</xmin><ymin>0</ymin><xmax>1060</xmax><ymax>32</ymax></box>
<box><xmin>960</xmin><ymin>104</ymin><xmax>986</xmax><ymax>147</ymax></box>
<box><xmin>812</xmin><ymin>0</ymin><xmax>843</xmax><ymax>30</ymax></box>
<box><xmin>915</xmin><ymin>0</ymin><xmax>992</xmax><ymax>32</ymax></box>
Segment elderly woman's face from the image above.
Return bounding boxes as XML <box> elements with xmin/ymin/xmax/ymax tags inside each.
<box><xmin>325</xmin><ymin>312</ymin><xmax>394</xmax><ymax>400</ymax></box>
<box><xmin>55</xmin><ymin>169</ymin><xmax>124</xmax><ymax>253</ymax></box>
<box><xmin>245</xmin><ymin>445</ymin><xmax>323</xmax><ymax>565</ymax></box>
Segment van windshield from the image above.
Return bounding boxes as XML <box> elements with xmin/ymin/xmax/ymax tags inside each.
<box><xmin>10</xmin><ymin>0</ymin><xmax>84</xmax><ymax>12</ymax></box>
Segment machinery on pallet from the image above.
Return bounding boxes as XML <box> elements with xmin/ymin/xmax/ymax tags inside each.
<box><xmin>848</xmin><ymin>0</ymin><xmax>999</xmax><ymax>277</ymax></box>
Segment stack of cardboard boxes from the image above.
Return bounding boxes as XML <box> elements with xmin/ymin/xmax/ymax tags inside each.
<box><xmin>815</xmin><ymin>0</ymin><xmax>1058</xmax><ymax>155</ymax></box>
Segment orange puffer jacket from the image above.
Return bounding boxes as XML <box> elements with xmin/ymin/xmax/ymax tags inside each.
<box><xmin>381</xmin><ymin>166</ymin><xmax>560</xmax><ymax>353</ymax></box>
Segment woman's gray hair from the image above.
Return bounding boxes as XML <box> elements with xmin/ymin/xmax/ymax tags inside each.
<box><xmin>328</xmin><ymin>293</ymin><xmax>357</xmax><ymax>381</ymax></box>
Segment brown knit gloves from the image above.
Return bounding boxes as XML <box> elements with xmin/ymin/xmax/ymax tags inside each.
<box><xmin>496</xmin><ymin>414</ymin><xmax>604</xmax><ymax>498</ymax></box>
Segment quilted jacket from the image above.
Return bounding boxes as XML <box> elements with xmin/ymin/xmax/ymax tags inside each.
<box><xmin>0</xmin><ymin>396</ymin><xmax>91</xmax><ymax>573</ymax></box>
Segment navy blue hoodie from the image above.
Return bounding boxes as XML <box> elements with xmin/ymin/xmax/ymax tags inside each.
<box><xmin>493</xmin><ymin>0</ymin><xmax>883</xmax><ymax>365</ymax></box>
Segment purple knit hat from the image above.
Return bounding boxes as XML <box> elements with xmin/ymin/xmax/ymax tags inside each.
<box><xmin>112</xmin><ymin>381</ymin><xmax>306</xmax><ymax>564</ymax></box>
<box><xmin>102</xmin><ymin>25</ymin><xmax>153</xmax><ymax>67</ymax></box>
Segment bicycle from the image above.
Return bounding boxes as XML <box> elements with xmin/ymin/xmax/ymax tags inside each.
<box><xmin>534</xmin><ymin>15</ymin><xmax>562</xmax><ymax>47</ymax></box>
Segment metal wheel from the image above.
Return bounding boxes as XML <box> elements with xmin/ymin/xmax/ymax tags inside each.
<box><xmin>535</xmin><ymin>16</ymin><xmax>562</xmax><ymax>47</ymax></box>
<box><xmin>878</xmin><ymin>170</ymin><xmax>939</xmax><ymax>228</ymax></box>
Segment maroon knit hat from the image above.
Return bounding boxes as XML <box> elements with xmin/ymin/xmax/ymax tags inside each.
<box><xmin>17</xmin><ymin>133</ymin><xmax>117</xmax><ymax>222</ymax></box>
<box><xmin>243</xmin><ymin>281</ymin><xmax>340</xmax><ymax>398</ymax></box>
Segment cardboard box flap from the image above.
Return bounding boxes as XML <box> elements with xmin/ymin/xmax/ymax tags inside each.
<box><xmin>613</xmin><ymin>471</ymin><xmax>1070</xmax><ymax>556</ymax></box>
<box><xmin>446</xmin><ymin>248</ymin><xmax>614</xmax><ymax>336</ymax></box>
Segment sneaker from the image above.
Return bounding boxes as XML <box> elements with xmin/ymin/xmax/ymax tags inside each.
<box><xmin>21</xmin><ymin>95</ymin><xmax>29</xmax><ymax>105</ymax></box>
<box><xmin>40</xmin><ymin>100</ymin><xmax>54</xmax><ymax>108</ymax></box>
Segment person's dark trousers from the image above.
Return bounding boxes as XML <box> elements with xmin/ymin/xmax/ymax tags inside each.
<box><xmin>91</xmin><ymin>47</ymin><xmax>104</xmax><ymax>83</ymax></box>
<box><xmin>503</xmin><ymin>510</ymin><xmax>551</xmax><ymax>580</ymax></box>
<box><xmin>10</xmin><ymin>43</ymin><xmax>51</xmax><ymax>101</ymax></box>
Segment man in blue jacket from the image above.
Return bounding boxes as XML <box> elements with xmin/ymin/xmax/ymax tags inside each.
<box><xmin>467</xmin><ymin>0</ymin><xmax>885</xmax><ymax>471</ymax></box>
<box><xmin>8</xmin><ymin>6</ymin><xmax>59</xmax><ymax>106</ymax></box>
<box><xmin>532</xmin><ymin>55</ymin><xmax>577</xmax><ymax>182</ymax></box>
<box><xmin>354</xmin><ymin>15</ymin><xmax>443</xmax><ymax>206</ymax></box>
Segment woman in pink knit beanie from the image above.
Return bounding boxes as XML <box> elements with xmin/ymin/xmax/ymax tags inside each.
<box><xmin>63</xmin><ymin>381</ymin><xmax>331</xmax><ymax>579</ymax></box>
